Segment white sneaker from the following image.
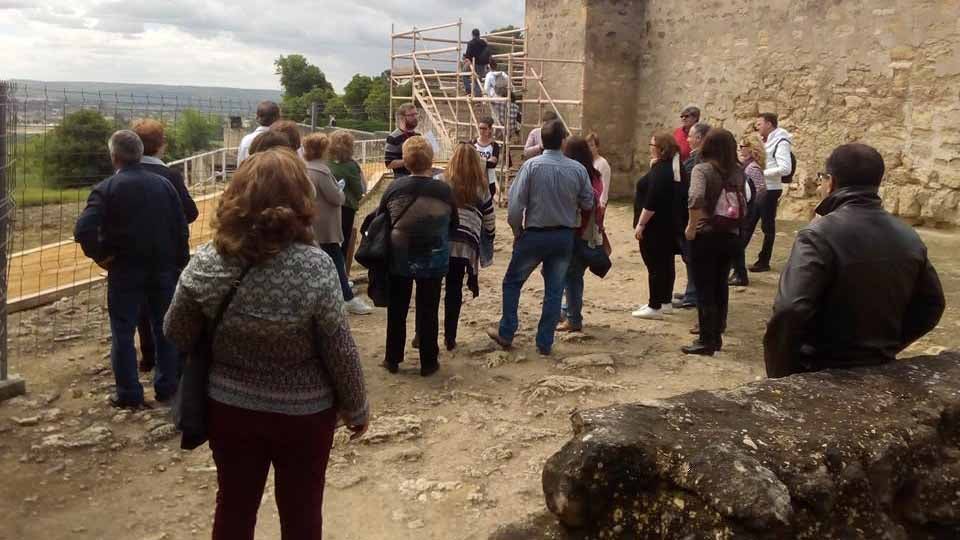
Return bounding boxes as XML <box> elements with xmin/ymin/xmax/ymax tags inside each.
<box><xmin>660</xmin><ymin>304</ymin><xmax>674</xmax><ymax>315</ymax></box>
<box><xmin>345</xmin><ymin>297</ymin><xmax>373</xmax><ymax>315</ymax></box>
<box><xmin>631</xmin><ymin>305</ymin><xmax>663</xmax><ymax>320</ymax></box>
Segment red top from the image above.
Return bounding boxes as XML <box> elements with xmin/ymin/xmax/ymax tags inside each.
<box><xmin>579</xmin><ymin>171</ymin><xmax>605</xmax><ymax>234</ymax></box>
<box><xmin>674</xmin><ymin>126</ymin><xmax>692</xmax><ymax>163</ymax></box>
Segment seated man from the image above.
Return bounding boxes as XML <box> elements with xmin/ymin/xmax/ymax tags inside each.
<box><xmin>764</xmin><ymin>143</ymin><xmax>945</xmax><ymax>378</ymax></box>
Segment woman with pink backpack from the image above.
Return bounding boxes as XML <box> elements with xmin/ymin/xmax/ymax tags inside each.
<box><xmin>682</xmin><ymin>128</ymin><xmax>747</xmax><ymax>356</ymax></box>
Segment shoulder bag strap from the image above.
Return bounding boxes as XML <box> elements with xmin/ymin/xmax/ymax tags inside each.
<box><xmin>211</xmin><ymin>265</ymin><xmax>253</xmax><ymax>333</ymax></box>
<box><xmin>392</xmin><ymin>182</ymin><xmax>423</xmax><ymax>225</ymax></box>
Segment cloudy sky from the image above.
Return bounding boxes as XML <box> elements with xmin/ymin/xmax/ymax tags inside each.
<box><xmin>1</xmin><ymin>1</ymin><xmax>524</xmax><ymax>92</ymax></box>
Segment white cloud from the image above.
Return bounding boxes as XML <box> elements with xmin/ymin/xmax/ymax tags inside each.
<box><xmin>2</xmin><ymin>0</ymin><xmax>525</xmax><ymax>91</ymax></box>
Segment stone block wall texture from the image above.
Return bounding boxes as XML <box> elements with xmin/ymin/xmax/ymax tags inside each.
<box><xmin>525</xmin><ymin>0</ymin><xmax>960</xmax><ymax>225</ymax></box>
<box><xmin>523</xmin><ymin>0</ymin><xmax>588</xmax><ymax>134</ymax></box>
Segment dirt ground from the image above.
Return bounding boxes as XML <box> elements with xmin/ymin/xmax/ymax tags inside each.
<box><xmin>1</xmin><ymin>202</ymin><xmax>958</xmax><ymax>540</ymax></box>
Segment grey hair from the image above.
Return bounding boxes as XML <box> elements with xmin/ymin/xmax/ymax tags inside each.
<box><xmin>691</xmin><ymin>122</ymin><xmax>711</xmax><ymax>138</ymax></box>
<box><xmin>681</xmin><ymin>105</ymin><xmax>701</xmax><ymax>120</ymax></box>
<box><xmin>108</xmin><ymin>130</ymin><xmax>144</xmax><ymax>165</ymax></box>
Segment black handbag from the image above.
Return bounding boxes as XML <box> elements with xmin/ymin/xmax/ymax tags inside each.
<box><xmin>172</xmin><ymin>265</ymin><xmax>252</xmax><ymax>450</ymax></box>
<box><xmin>355</xmin><ymin>186</ymin><xmax>421</xmax><ymax>270</ymax></box>
<box><xmin>576</xmin><ymin>236</ymin><xmax>612</xmax><ymax>278</ymax></box>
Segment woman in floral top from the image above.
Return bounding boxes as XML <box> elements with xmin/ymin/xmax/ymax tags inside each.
<box><xmin>164</xmin><ymin>148</ymin><xmax>368</xmax><ymax>539</ymax></box>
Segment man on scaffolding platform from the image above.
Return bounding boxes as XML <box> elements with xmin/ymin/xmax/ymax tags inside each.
<box><xmin>74</xmin><ymin>130</ymin><xmax>189</xmax><ymax>409</ymax></box>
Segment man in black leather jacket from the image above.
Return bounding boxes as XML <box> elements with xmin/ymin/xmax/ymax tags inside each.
<box><xmin>764</xmin><ymin>143</ymin><xmax>945</xmax><ymax>378</ymax></box>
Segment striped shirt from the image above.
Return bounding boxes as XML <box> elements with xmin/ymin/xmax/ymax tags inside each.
<box><xmin>384</xmin><ymin>129</ymin><xmax>419</xmax><ymax>178</ymax></box>
<box><xmin>450</xmin><ymin>189</ymin><xmax>496</xmax><ymax>275</ymax></box>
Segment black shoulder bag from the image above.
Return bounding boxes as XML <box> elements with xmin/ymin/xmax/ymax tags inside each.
<box><xmin>172</xmin><ymin>265</ymin><xmax>252</xmax><ymax>450</ymax></box>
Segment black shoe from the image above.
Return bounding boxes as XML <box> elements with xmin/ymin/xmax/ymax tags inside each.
<box><xmin>381</xmin><ymin>360</ymin><xmax>399</xmax><ymax>374</ymax></box>
<box><xmin>728</xmin><ymin>276</ymin><xmax>749</xmax><ymax>286</ymax></box>
<box><xmin>673</xmin><ymin>299</ymin><xmax>696</xmax><ymax>309</ymax></box>
<box><xmin>155</xmin><ymin>392</ymin><xmax>175</xmax><ymax>405</ymax></box>
<box><xmin>109</xmin><ymin>394</ymin><xmax>147</xmax><ymax>409</ymax></box>
<box><xmin>537</xmin><ymin>347</ymin><xmax>551</xmax><ymax>357</ymax></box>
<box><xmin>411</xmin><ymin>334</ymin><xmax>420</xmax><ymax>349</ymax></box>
<box><xmin>138</xmin><ymin>357</ymin><xmax>155</xmax><ymax>373</ymax></box>
<box><xmin>672</xmin><ymin>292</ymin><xmax>685</xmax><ymax>300</ymax></box>
<box><xmin>445</xmin><ymin>338</ymin><xmax>457</xmax><ymax>351</ymax></box>
<box><xmin>420</xmin><ymin>363</ymin><xmax>440</xmax><ymax>377</ymax></box>
<box><xmin>681</xmin><ymin>342</ymin><xmax>717</xmax><ymax>356</ymax></box>
<box><xmin>748</xmin><ymin>262</ymin><xmax>771</xmax><ymax>273</ymax></box>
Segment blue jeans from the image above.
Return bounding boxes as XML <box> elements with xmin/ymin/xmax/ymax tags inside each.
<box><xmin>562</xmin><ymin>251</ymin><xmax>587</xmax><ymax>329</ymax></box>
<box><xmin>107</xmin><ymin>265</ymin><xmax>181</xmax><ymax>403</ymax></box>
<box><xmin>320</xmin><ymin>243</ymin><xmax>354</xmax><ymax>302</ymax></box>
<box><xmin>499</xmin><ymin>229</ymin><xmax>574</xmax><ymax>352</ymax></box>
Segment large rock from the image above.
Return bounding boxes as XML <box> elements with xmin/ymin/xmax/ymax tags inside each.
<box><xmin>494</xmin><ymin>353</ymin><xmax>960</xmax><ymax>539</ymax></box>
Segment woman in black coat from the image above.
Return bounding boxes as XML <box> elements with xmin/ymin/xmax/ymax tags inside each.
<box><xmin>632</xmin><ymin>133</ymin><xmax>680</xmax><ymax>320</ymax></box>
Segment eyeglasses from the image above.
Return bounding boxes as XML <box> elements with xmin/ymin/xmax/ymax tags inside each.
<box><xmin>478</xmin><ymin>126</ymin><xmax>491</xmax><ymax>130</ymax></box>
<box><xmin>403</xmin><ymin>113</ymin><xmax>419</xmax><ymax>118</ymax></box>
<box><xmin>816</xmin><ymin>172</ymin><xmax>832</xmax><ymax>185</ymax></box>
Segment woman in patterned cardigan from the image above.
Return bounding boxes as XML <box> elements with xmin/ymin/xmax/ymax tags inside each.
<box><xmin>164</xmin><ymin>148</ymin><xmax>369</xmax><ymax>539</ymax></box>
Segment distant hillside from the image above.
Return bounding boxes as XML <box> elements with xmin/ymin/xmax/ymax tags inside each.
<box><xmin>12</xmin><ymin>79</ymin><xmax>281</xmax><ymax>104</ymax></box>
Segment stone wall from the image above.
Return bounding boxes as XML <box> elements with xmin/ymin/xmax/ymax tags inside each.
<box><xmin>525</xmin><ymin>0</ymin><xmax>960</xmax><ymax>226</ymax></box>
<box><xmin>523</xmin><ymin>0</ymin><xmax>588</xmax><ymax>134</ymax></box>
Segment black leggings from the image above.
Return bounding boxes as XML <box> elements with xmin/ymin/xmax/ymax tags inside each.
<box><xmin>691</xmin><ymin>231</ymin><xmax>739</xmax><ymax>348</ymax></box>
<box><xmin>639</xmin><ymin>236</ymin><xmax>675</xmax><ymax>309</ymax></box>
<box><xmin>386</xmin><ymin>276</ymin><xmax>443</xmax><ymax>369</ymax></box>
<box><xmin>444</xmin><ymin>258</ymin><xmax>470</xmax><ymax>344</ymax></box>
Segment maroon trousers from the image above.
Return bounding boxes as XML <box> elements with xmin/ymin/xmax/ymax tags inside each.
<box><xmin>208</xmin><ymin>399</ymin><xmax>338</xmax><ymax>540</ymax></box>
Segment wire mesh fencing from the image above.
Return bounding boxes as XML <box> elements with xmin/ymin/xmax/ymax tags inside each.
<box><xmin>1</xmin><ymin>80</ymin><xmax>398</xmax><ymax>372</ymax></box>
<box><xmin>1</xmin><ymin>81</ymin><xmax>260</xmax><ymax>372</ymax></box>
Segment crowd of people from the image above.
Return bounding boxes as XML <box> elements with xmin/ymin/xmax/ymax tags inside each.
<box><xmin>73</xmin><ymin>93</ymin><xmax>946</xmax><ymax>537</ymax></box>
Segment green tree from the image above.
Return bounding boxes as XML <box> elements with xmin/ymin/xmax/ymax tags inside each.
<box><xmin>343</xmin><ymin>74</ymin><xmax>374</xmax><ymax>115</ymax></box>
<box><xmin>41</xmin><ymin>109</ymin><xmax>114</xmax><ymax>188</ymax></box>
<box><xmin>166</xmin><ymin>109</ymin><xmax>221</xmax><ymax>160</ymax></box>
<box><xmin>487</xmin><ymin>26</ymin><xmax>523</xmax><ymax>58</ymax></box>
<box><xmin>324</xmin><ymin>95</ymin><xmax>349</xmax><ymax>120</ymax></box>
<box><xmin>363</xmin><ymin>82</ymin><xmax>390</xmax><ymax>125</ymax></box>
<box><xmin>274</xmin><ymin>54</ymin><xmax>333</xmax><ymax>97</ymax></box>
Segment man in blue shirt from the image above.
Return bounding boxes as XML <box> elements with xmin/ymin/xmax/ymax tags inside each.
<box><xmin>74</xmin><ymin>130</ymin><xmax>189</xmax><ymax>408</ymax></box>
<box><xmin>488</xmin><ymin>120</ymin><xmax>594</xmax><ymax>355</ymax></box>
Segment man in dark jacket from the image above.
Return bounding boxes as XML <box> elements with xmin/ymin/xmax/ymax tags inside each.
<box><xmin>75</xmin><ymin>130</ymin><xmax>189</xmax><ymax>407</ymax></box>
<box><xmin>131</xmin><ymin>119</ymin><xmax>198</xmax><ymax>373</ymax></box>
<box><xmin>764</xmin><ymin>143</ymin><xmax>945</xmax><ymax>378</ymax></box>
<box><xmin>673</xmin><ymin>122</ymin><xmax>710</xmax><ymax>310</ymax></box>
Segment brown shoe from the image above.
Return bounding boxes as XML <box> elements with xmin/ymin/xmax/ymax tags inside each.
<box><xmin>486</xmin><ymin>328</ymin><xmax>513</xmax><ymax>350</ymax></box>
<box><xmin>556</xmin><ymin>320</ymin><xmax>582</xmax><ymax>333</ymax></box>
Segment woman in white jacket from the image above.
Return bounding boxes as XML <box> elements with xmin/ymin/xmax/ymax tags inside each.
<box><xmin>750</xmin><ymin>112</ymin><xmax>793</xmax><ymax>272</ymax></box>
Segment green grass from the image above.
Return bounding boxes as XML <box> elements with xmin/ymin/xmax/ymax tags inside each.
<box><xmin>10</xmin><ymin>170</ymin><xmax>91</xmax><ymax>207</ymax></box>
<box><xmin>15</xmin><ymin>184</ymin><xmax>92</xmax><ymax>207</ymax></box>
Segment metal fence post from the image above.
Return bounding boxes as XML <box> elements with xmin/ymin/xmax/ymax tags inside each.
<box><xmin>0</xmin><ymin>81</ymin><xmax>26</xmax><ymax>401</ymax></box>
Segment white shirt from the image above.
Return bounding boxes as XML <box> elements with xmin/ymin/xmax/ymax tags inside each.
<box><xmin>762</xmin><ymin>127</ymin><xmax>794</xmax><ymax>192</ymax></box>
<box><xmin>475</xmin><ymin>140</ymin><xmax>497</xmax><ymax>185</ymax></box>
<box><xmin>595</xmin><ymin>156</ymin><xmax>612</xmax><ymax>207</ymax></box>
<box><xmin>483</xmin><ymin>71</ymin><xmax>509</xmax><ymax>98</ymax></box>
<box><xmin>237</xmin><ymin>125</ymin><xmax>269</xmax><ymax>166</ymax></box>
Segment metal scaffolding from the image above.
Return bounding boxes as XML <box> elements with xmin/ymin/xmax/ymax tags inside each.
<box><xmin>389</xmin><ymin>21</ymin><xmax>584</xmax><ymax>200</ymax></box>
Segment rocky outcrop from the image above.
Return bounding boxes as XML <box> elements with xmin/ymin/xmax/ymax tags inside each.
<box><xmin>492</xmin><ymin>353</ymin><xmax>960</xmax><ymax>539</ymax></box>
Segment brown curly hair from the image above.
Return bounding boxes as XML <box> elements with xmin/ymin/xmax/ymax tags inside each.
<box><xmin>212</xmin><ymin>148</ymin><xmax>316</xmax><ymax>263</ymax></box>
